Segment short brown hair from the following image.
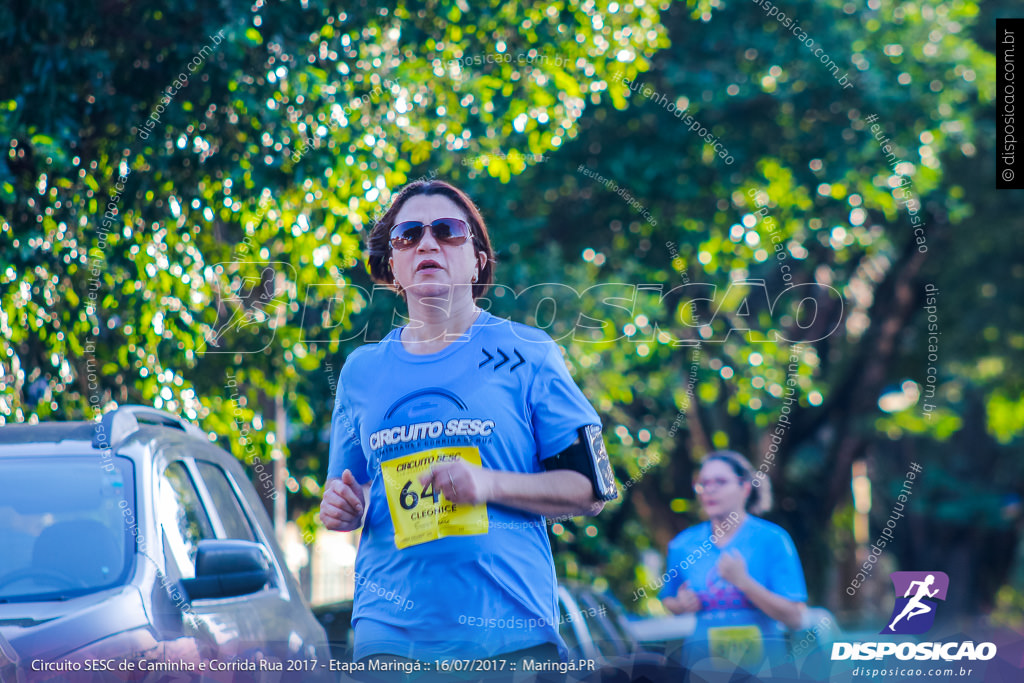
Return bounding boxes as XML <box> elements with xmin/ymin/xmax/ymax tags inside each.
<box><xmin>366</xmin><ymin>180</ymin><xmax>495</xmax><ymax>300</ymax></box>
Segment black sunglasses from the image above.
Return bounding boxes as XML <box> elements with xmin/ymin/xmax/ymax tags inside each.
<box><xmin>389</xmin><ymin>218</ymin><xmax>472</xmax><ymax>251</ymax></box>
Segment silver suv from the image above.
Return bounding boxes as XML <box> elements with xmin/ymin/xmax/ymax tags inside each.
<box><xmin>0</xmin><ymin>406</ymin><xmax>331</xmax><ymax>681</ymax></box>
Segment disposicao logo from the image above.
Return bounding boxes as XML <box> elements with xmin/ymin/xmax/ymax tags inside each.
<box><xmin>831</xmin><ymin>571</ymin><xmax>996</xmax><ymax>662</ymax></box>
<box><xmin>882</xmin><ymin>571</ymin><xmax>948</xmax><ymax>635</ymax></box>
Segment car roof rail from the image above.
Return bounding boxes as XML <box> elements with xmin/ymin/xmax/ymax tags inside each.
<box><xmin>93</xmin><ymin>405</ymin><xmax>208</xmax><ymax>449</ymax></box>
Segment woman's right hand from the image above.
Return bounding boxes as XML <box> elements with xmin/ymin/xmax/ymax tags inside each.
<box><xmin>320</xmin><ymin>470</ymin><xmax>366</xmax><ymax>531</ymax></box>
<box><xmin>664</xmin><ymin>582</ymin><xmax>702</xmax><ymax>615</ymax></box>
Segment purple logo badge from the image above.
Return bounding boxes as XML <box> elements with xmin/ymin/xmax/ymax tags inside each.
<box><xmin>882</xmin><ymin>571</ymin><xmax>949</xmax><ymax>635</ymax></box>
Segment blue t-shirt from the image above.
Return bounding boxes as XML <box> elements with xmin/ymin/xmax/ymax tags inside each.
<box><xmin>658</xmin><ymin>515</ymin><xmax>807</xmax><ymax>666</ymax></box>
<box><xmin>328</xmin><ymin>311</ymin><xmax>600</xmax><ymax>661</ymax></box>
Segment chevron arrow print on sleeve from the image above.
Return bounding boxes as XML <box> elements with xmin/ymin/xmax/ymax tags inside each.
<box><xmin>479</xmin><ymin>347</ymin><xmax>525</xmax><ymax>372</ymax></box>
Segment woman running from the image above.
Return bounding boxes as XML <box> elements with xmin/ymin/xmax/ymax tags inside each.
<box><xmin>660</xmin><ymin>450</ymin><xmax>807</xmax><ymax>672</ymax></box>
<box><xmin>319</xmin><ymin>179</ymin><xmax>616</xmax><ymax>667</ymax></box>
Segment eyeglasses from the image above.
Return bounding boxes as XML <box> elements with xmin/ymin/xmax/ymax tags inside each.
<box><xmin>693</xmin><ymin>477</ymin><xmax>742</xmax><ymax>495</ymax></box>
<box><xmin>389</xmin><ymin>218</ymin><xmax>472</xmax><ymax>251</ymax></box>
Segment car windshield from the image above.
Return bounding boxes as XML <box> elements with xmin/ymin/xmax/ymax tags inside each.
<box><xmin>0</xmin><ymin>456</ymin><xmax>134</xmax><ymax>602</ymax></box>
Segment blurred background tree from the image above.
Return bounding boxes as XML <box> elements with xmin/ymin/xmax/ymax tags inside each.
<box><xmin>2</xmin><ymin>0</ymin><xmax>1022</xmax><ymax>632</ymax></box>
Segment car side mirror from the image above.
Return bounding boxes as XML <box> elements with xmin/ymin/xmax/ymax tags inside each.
<box><xmin>179</xmin><ymin>540</ymin><xmax>271</xmax><ymax>601</ymax></box>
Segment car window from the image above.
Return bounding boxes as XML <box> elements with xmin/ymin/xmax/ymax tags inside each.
<box><xmin>592</xmin><ymin>593</ymin><xmax>635</xmax><ymax>650</ymax></box>
<box><xmin>158</xmin><ymin>461</ymin><xmax>214</xmax><ymax>579</ymax></box>
<box><xmin>579</xmin><ymin>592</ymin><xmax>628</xmax><ymax>658</ymax></box>
<box><xmin>194</xmin><ymin>462</ymin><xmax>255</xmax><ymax>542</ymax></box>
<box><xmin>0</xmin><ymin>456</ymin><xmax>134</xmax><ymax>601</ymax></box>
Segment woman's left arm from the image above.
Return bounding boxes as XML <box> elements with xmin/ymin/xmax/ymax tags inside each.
<box><xmin>420</xmin><ymin>461</ymin><xmax>603</xmax><ymax>518</ymax></box>
<box><xmin>718</xmin><ymin>549</ymin><xmax>806</xmax><ymax>630</ymax></box>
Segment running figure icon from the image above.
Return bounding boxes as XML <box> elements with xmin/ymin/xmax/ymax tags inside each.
<box><xmin>888</xmin><ymin>574</ymin><xmax>939</xmax><ymax>631</ymax></box>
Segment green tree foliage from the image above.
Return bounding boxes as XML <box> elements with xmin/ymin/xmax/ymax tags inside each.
<box><xmin>0</xmin><ymin>0</ymin><xmax>665</xmax><ymax>502</ymax></box>
<box><xmin>473</xmin><ymin>0</ymin><xmax>1024</xmax><ymax>618</ymax></box>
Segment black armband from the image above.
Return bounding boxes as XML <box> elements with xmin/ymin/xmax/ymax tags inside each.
<box><xmin>542</xmin><ymin>425</ymin><xmax>618</xmax><ymax>502</ymax></box>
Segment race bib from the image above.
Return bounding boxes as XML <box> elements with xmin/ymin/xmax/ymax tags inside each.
<box><xmin>380</xmin><ymin>446</ymin><xmax>489</xmax><ymax>549</ymax></box>
<box><xmin>707</xmin><ymin>625</ymin><xmax>764</xmax><ymax>667</ymax></box>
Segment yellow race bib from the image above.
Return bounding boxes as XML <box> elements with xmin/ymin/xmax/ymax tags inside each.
<box><xmin>707</xmin><ymin>625</ymin><xmax>764</xmax><ymax>668</ymax></box>
<box><xmin>379</xmin><ymin>446</ymin><xmax>489</xmax><ymax>549</ymax></box>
